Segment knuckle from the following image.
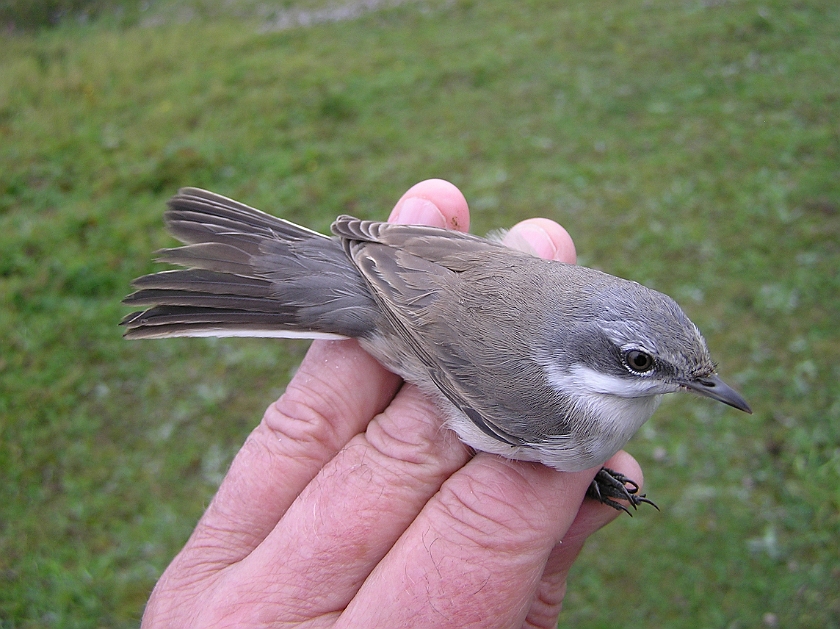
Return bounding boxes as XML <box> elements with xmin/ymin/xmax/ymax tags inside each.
<box><xmin>263</xmin><ymin>377</ymin><xmax>358</xmax><ymax>456</ymax></box>
<box><xmin>433</xmin><ymin>464</ymin><xmax>553</xmax><ymax>553</ymax></box>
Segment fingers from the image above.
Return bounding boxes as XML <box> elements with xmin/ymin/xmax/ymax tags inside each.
<box><xmin>187</xmin><ymin>340</ymin><xmax>403</xmax><ymax>565</ymax></box>
<box><xmin>215</xmin><ymin>387</ymin><xmax>472</xmax><ymax>625</ymax></box>
<box><xmin>336</xmin><ymin>453</ymin><xmax>638</xmax><ymax>629</ymax></box>
<box><xmin>524</xmin><ymin>451</ymin><xmax>643</xmax><ymax>628</ymax></box>
<box><xmin>142</xmin><ymin>340</ymin><xmax>403</xmax><ymax>625</ymax></box>
<box><xmin>389</xmin><ymin>182</ymin><xmax>573</xmax><ymax>265</ymax></box>
<box><xmin>503</xmin><ymin>217</ymin><xmax>577</xmax><ymax>263</ymax></box>
<box><xmin>337</xmin><ymin>457</ymin><xmax>597</xmax><ymax>629</ymax></box>
<box><xmin>389</xmin><ymin>178</ymin><xmax>470</xmax><ymax>231</ymax></box>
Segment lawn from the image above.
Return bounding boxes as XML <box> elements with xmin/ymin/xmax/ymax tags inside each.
<box><xmin>1</xmin><ymin>0</ymin><xmax>838</xmax><ymax>626</ymax></box>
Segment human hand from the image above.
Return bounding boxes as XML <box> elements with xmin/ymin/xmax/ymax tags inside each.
<box><xmin>141</xmin><ymin>179</ymin><xmax>644</xmax><ymax>629</ymax></box>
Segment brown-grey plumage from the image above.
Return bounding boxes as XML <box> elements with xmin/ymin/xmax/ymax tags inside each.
<box><xmin>123</xmin><ymin>188</ymin><xmax>751</xmax><ymax>511</ymax></box>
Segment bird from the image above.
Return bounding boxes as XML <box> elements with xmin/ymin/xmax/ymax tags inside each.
<box><xmin>122</xmin><ymin>187</ymin><xmax>752</xmax><ymax>513</ymax></box>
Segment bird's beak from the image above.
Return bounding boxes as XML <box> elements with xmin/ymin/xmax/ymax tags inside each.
<box><xmin>683</xmin><ymin>374</ymin><xmax>752</xmax><ymax>414</ymax></box>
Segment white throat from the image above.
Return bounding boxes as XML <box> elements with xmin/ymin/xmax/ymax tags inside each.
<box><xmin>539</xmin><ymin>363</ymin><xmax>665</xmax><ymax>470</ymax></box>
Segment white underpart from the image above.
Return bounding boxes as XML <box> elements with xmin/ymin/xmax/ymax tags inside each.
<box><xmin>426</xmin><ymin>364</ymin><xmax>670</xmax><ymax>472</ymax></box>
<box><xmin>536</xmin><ymin>364</ymin><xmax>671</xmax><ymax>471</ymax></box>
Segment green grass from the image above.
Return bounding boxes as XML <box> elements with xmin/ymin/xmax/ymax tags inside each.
<box><xmin>1</xmin><ymin>0</ymin><xmax>839</xmax><ymax>626</ymax></box>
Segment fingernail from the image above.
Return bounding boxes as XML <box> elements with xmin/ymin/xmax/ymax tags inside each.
<box><xmin>391</xmin><ymin>197</ymin><xmax>447</xmax><ymax>227</ymax></box>
<box><xmin>505</xmin><ymin>224</ymin><xmax>558</xmax><ymax>259</ymax></box>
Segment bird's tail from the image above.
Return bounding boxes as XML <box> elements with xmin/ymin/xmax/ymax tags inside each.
<box><xmin>121</xmin><ymin>188</ymin><xmax>378</xmax><ymax>340</ymax></box>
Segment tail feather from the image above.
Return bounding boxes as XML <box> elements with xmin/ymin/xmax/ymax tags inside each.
<box><xmin>124</xmin><ymin>289</ymin><xmax>283</xmax><ymax>312</ymax></box>
<box><xmin>155</xmin><ymin>243</ymin><xmax>259</xmax><ymax>276</ymax></box>
<box><xmin>121</xmin><ymin>305</ymin><xmax>344</xmax><ymax>340</ymax></box>
<box><xmin>165</xmin><ymin>219</ymin><xmax>270</xmax><ymax>253</ymax></box>
<box><xmin>122</xmin><ymin>305</ymin><xmax>285</xmax><ymax>327</ymax></box>
<box><xmin>122</xmin><ymin>188</ymin><xmax>378</xmax><ymax>340</ymax></box>
<box><xmin>165</xmin><ymin>188</ymin><xmax>325</xmax><ymax>243</ymax></box>
<box><xmin>130</xmin><ymin>269</ymin><xmax>271</xmax><ymax>296</ymax></box>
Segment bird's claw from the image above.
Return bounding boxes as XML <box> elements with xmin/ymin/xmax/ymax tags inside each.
<box><xmin>586</xmin><ymin>467</ymin><xmax>659</xmax><ymax>516</ymax></box>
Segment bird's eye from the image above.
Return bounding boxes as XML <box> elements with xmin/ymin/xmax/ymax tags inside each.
<box><xmin>623</xmin><ymin>349</ymin><xmax>654</xmax><ymax>374</ymax></box>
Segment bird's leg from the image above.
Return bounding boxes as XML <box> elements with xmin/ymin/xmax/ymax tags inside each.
<box><xmin>586</xmin><ymin>467</ymin><xmax>659</xmax><ymax>515</ymax></box>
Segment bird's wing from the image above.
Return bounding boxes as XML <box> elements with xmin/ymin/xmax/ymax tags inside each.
<box><xmin>332</xmin><ymin>216</ymin><xmax>542</xmax><ymax>446</ymax></box>
<box><xmin>331</xmin><ymin>215</ymin><xmax>517</xmax><ymax>271</ymax></box>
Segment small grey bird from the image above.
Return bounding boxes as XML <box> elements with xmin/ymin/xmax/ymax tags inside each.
<box><xmin>123</xmin><ymin>188</ymin><xmax>751</xmax><ymax>512</ymax></box>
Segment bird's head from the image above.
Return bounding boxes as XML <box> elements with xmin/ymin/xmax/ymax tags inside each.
<box><xmin>540</xmin><ymin>272</ymin><xmax>751</xmax><ymax>414</ymax></box>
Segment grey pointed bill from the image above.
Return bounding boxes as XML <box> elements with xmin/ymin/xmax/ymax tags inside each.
<box><xmin>682</xmin><ymin>374</ymin><xmax>752</xmax><ymax>414</ymax></box>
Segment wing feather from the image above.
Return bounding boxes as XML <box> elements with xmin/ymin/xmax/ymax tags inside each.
<box><xmin>333</xmin><ymin>216</ymin><xmax>541</xmax><ymax>446</ymax></box>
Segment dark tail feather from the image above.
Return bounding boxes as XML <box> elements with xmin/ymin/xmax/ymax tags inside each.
<box><xmin>120</xmin><ymin>306</ymin><xmax>342</xmax><ymax>339</ymax></box>
<box><xmin>128</xmin><ymin>269</ymin><xmax>270</xmax><ymax>297</ymax></box>
<box><xmin>122</xmin><ymin>188</ymin><xmax>378</xmax><ymax>340</ymax></box>
<box><xmin>164</xmin><ymin>188</ymin><xmax>322</xmax><ymax>243</ymax></box>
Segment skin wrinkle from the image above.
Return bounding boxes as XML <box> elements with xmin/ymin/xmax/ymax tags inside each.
<box><xmin>265</xmin><ymin>386</ymin><xmax>373</xmax><ymax>466</ymax></box>
<box><xmin>363</xmin><ymin>385</ymin><xmax>465</xmax><ymax>466</ymax></box>
<box><xmin>201</xmin><ymin>588</ymin><xmax>291</xmax><ymax>629</ymax></box>
<box><xmin>188</xmin><ymin>519</ymin><xmax>262</xmax><ymax>569</ymax></box>
<box><xmin>269</xmin><ymin>381</ymin><xmax>359</xmax><ymax>447</ymax></box>
<box><xmin>434</xmin><ymin>463</ymin><xmax>561</xmax><ymax>552</ymax></box>
<box><xmin>184</xmin><ymin>520</ymin><xmax>264</xmax><ymax>576</ymax></box>
<box><xmin>414</xmin><ymin>537</ymin><xmax>539</xmax><ymax>629</ymax></box>
<box><xmin>524</xmin><ymin>571</ymin><xmax>566</xmax><ymax>629</ymax></box>
<box><xmin>340</xmin><ymin>408</ymin><xmax>462</xmax><ymax>499</ymax></box>
<box><xmin>156</xmin><ymin>558</ymin><xmax>225</xmax><ymax>616</ymax></box>
<box><xmin>429</xmin><ymin>484</ymin><xmax>551</xmax><ymax>572</ymax></box>
<box><xmin>237</xmin><ymin>387</ymin><xmax>470</xmax><ymax>621</ymax></box>
<box><xmin>267</xmin><ymin>339</ymin><xmax>400</xmax><ymax>444</ymax></box>
<box><xmin>210</xmin><ymin>552</ymin><xmax>338</xmax><ymax>628</ymax></box>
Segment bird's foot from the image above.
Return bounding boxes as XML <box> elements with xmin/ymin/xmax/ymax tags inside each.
<box><xmin>586</xmin><ymin>467</ymin><xmax>659</xmax><ymax>516</ymax></box>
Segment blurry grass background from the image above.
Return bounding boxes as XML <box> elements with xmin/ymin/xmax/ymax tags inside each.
<box><xmin>1</xmin><ymin>0</ymin><xmax>839</xmax><ymax>626</ymax></box>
